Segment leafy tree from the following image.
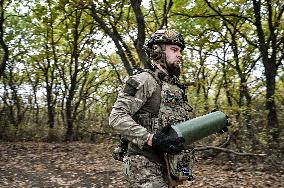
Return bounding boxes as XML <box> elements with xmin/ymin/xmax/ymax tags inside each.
<box><xmin>171</xmin><ymin>0</ymin><xmax>283</xmax><ymax>149</ymax></box>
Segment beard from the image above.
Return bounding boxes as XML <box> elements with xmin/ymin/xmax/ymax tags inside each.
<box><xmin>166</xmin><ymin>61</ymin><xmax>181</xmax><ymax>78</ymax></box>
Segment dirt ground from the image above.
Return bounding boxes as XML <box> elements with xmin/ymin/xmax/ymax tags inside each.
<box><xmin>0</xmin><ymin>141</ymin><xmax>283</xmax><ymax>188</ymax></box>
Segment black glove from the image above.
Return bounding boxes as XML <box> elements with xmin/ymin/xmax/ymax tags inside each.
<box><xmin>152</xmin><ymin>126</ymin><xmax>185</xmax><ymax>155</ymax></box>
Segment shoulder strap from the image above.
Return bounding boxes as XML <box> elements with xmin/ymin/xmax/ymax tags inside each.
<box><xmin>141</xmin><ymin>69</ymin><xmax>163</xmax><ymax>86</ymax></box>
<box><xmin>133</xmin><ymin>69</ymin><xmax>162</xmax><ymax>118</ymax></box>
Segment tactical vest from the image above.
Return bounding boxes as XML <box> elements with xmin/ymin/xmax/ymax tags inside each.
<box><xmin>129</xmin><ymin>70</ymin><xmax>193</xmax><ymax>162</ymax></box>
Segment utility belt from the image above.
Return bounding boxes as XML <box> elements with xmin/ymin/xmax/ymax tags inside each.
<box><xmin>164</xmin><ymin>149</ymin><xmax>195</xmax><ymax>186</ymax></box>
<box><xmin>133</xmin><ymin>112</ymin><xmax>160</xmax><ymax>134</ymax></box>
<box><xmin>112</xmin><ymin>112</ymin><xmax>160</xmax><ymax>162</ymax></box>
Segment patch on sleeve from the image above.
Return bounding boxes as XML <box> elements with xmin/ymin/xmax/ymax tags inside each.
<box><xmin>123</xmin><ymin>78</ymin><xmax>140</xmax><ymax>96</ymax></box>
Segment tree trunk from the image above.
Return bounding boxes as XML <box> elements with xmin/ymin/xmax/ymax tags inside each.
<box><xmin>65</xmin><ymin>98</ymin><xmax>74</xmax><ymax>141</ymax></box>
<box><xmin>90</xmin><ymin>3</ymin><xmax>134</xmax><ymax>75</ymax></box>
<box><xmin>0</xmin><ymin>0</ymin><xmax>9</xmax><ymax>78</ymax></box>
<box><xmin>264</xmin><ymin>64</ymin><xmax>279</xmax><ymax>143</ymax></box>
<box><xmin>129</xmin><ymin>0</ymin><xmax>151</xmax><ymax>68</ymax></box>
<box><xmin>253</xmin><ymin>0</ymin><xmax>280</xmax><ymax>144</ymax></box>
<box><xmin>64</xmin><ymin>9</ymin><xmax>81</xmax><ymax>141</ymax></box>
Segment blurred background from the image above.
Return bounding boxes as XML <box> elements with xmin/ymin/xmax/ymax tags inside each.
<box><xmin>0</xmin><ymin>0</ymin><xmax>283</xmax><ymax>169</ymax></box>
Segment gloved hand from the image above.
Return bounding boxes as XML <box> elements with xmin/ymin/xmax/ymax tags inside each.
<box><xmin>152</xmin><ymin>126</ymin><xmax>185</xmax><ymax>155</ymax></box>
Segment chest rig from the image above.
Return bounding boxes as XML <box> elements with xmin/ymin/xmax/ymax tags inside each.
<box><xmin>133</xmin><ymin>69</ymin><xmax>193</xmax><ymax>133</ymax></box>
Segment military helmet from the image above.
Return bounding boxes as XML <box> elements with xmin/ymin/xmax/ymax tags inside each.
<box><xmin>145</xmin><ymin>29</ymin><xmax>185</xmax><ymax>52</ymax></box>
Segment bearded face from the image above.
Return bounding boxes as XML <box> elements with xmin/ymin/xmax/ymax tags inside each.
<box><xmin>164</xmin><ymin>44</ymin><xmax>182</xmax><ymax>78</ymax></box>
<box><xmin>166</xmin><ymin>61</ymin><xmax>181</xmax><ymax>78</ymax></box>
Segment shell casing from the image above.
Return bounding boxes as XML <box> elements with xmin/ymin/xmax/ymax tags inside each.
<box><xmin>169</xmin><ymin>111</ymin><xmax>228</xmax><ymax>145</ymax></box>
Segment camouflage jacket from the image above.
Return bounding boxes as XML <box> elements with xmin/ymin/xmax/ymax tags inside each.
<box><xmin>109</xmin><ymin>68</ymin><xmax>193</xmax><ymax>158</ymax></box>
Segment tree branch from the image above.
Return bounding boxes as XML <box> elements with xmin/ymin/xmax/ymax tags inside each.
<box><xmin>173</xmin><ymin>12</ymin><xmax>254</xmax><ymax>24</ymax></box>
<box><xmin>129</xmin><ymin>0</ymin><xmax>150</xmax><ymax>69</ymax></box>
<box><xmin>150</xmin><ymin>0</ymin><xmax>160</xmax><ymax>27</ymax></box>
<box><xmin>195</xmin><ymin>145</ymin><xmax>266</xmax><ymax>157</ymax></box>
<box><xmin>160</xmin><ymin>0</ymin><xmax>173</xmax><ymax>28</ymax></box>
<box><xmin>90</xmin><ymin>3</ymin><xmax>134</xmax><ymax>75</ymax></box>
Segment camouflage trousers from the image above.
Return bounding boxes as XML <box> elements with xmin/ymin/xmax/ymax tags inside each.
<box><xmin>123</xmin><ymin>155</ymin><xmax>169</xmax><ymax>188</ymax></box>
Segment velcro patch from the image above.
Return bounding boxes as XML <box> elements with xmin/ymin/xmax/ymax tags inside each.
<box><xmin>123</xmin><ymin>78</ymin><xmax>140</xmax><ymax>96</ymax></box>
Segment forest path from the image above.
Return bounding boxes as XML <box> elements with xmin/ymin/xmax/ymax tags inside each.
<box><xmin>0</xmin><ymin>141</ymin><xmax>283</xmax><ymax>188</ymax></box>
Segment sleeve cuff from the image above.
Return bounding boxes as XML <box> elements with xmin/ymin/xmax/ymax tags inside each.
<box><xmin>132</xmin><ymin>133</ymin><xmax>151</xmax><ymax>150</ymax></box>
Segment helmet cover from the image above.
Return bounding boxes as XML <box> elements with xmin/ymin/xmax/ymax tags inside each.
<box><xmin>145</xmin><ymin>29</ymin><xmax>185</xmax><ymax>53</ymax></box>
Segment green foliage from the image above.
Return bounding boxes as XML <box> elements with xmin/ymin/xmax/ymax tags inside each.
<box><xmin>0</xmin><ymin>0</ymin><xmax>282</xmax><ymax>160</ymax></box>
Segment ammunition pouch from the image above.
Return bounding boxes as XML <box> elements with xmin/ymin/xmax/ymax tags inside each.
<box><xmin>164</xmin><ymin>149</ymin><xmax>195</xmax><ymax>186</ymax></box>
<box><xmin>114</xmin><ymin>113</ymin><xmax>161</xmax><ymax>163</ymax></box>
<box><xmin>133</xmin><ymin>112</ymin><xmax>160</xmax><ymax>133</ymax></box>
<box><xmin>113</xmin><ymin>139</ymin><xmax>129</xmax><ymax>162</ymax></box>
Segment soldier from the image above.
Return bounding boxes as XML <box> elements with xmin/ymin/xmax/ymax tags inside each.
<box><xmin>109</xmin><ymin>28</ymin><xmax>194</xmax><ymax>188</ymax></box>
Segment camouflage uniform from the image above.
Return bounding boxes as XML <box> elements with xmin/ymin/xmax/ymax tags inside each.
<box><xmin>109</xmin><ymin>68</ymin><xmax>193</xmax><ymax>187</ymax></box>
<box><xmin>109</xmin><ymin>27</ymin><xmax>231</xmax><ymax>187</ymax></box>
